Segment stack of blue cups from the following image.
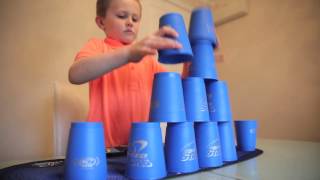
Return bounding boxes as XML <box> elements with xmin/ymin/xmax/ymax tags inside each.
<box><xmin>65</xmin><ymin>122</ymin><xmax>107</xmax><ymax>180</ymax></box>
<box><xmin>206</xmin><ymin>80</ymin><xmax>238</xmax><ymax>162</ymax></box>
<box><xmin>188</xmin><ymin>7</ymin><xmax>218</xmax><ymax>80</ymax></box>
<box><xmin>183</xmin><ymin>77</ymin><xmax>223</xmax><ymax>168</ymax></box>
<box><xmin>188</xmin><ymin>7</ymin><xmax>237</xmax><ymax>162</ymax></box>
<box><xmin>142</xmin><ymin>8</ymin><xmax>240</xmax><ymax>179</ymax></box>
<box><xmin>149</xmin><ymin>72</ymin><xmax>199</xmax><ymax>174</ymax></box>
<box><xmin>126</xmin><ymin>122</ymin><xmax>167</xmax><ymax>180</ymax></box>
<box><xmin>153</xmin><ymin>12</ymin><xmax>201</xmax><ymax>175</ymax></box>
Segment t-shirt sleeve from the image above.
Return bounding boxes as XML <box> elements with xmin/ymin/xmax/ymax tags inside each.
<box><xmin>149</xmin><ymin>56</ymin><xmax>166</xmax><ymax>73</ymax></box>
<box><xmin>181</xmin><ymin>62</ymin><xmax>191</xmax><ymax>78</ymax></box>
<box><xmin>74</xmin><ymin>38</ymin><xmax>104</xmax><ymax>61</ymax></box>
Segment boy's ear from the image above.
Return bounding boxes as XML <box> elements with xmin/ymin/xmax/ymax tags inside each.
<box><xmin>95</xmin><ymin>16</ymin><xmax>105</xmax><ymax>30</ymax></box>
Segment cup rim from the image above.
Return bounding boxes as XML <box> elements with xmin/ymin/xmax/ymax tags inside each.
<box><xmin>167</xmin><ymin>122</ymin><xmax>194</xmax><ymax>127</ymax></box>
<box><xmin>194</xmin><ymin>121</ymin><xmax>217</xmax><ymax>125</ymax></box>
<box><xmin>182</xmin><ymin>77</ymin><xmax>204</xmax><ymax>81</ymax></box>
<box><xmin>234</xmin><ymin>120</ymin><xmax>257</xmax><ymax>122</ymax></box>
<box><xmin>71</xmin><ymin>122</ymin><xmax>103</xmax><ymax>128</ymax></box>
<box><xmin>192</xmin><ymin>6</ymin><xmax>212</xmax><ymax>14</ymax></box>
<box><xmin>234</xmin><ymin>120</ymin><xmax>258</xmax><ymax>126</ymax></box>
<box><xmin>160</xmin><ymin>12</ymin><xmax>183</xmax><ymax>19</ymax></box>
<box><xmin>131</xmin><ymin>122</ymin><xmax>160</xmax><ymax>129</ymax></box>
<box><xmin>155</xmin><ymin>72</ymin><xmax>180</xmax><ymax>78</ymax></box>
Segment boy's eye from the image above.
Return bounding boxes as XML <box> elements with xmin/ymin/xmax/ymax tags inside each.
<box><xmin>117</xmin><ymin>14</ymin><xmax>127</xmax><ymax>19</ymax></box>
<box><xmin>132</xmin><ymin>17</ymin><xmax>138</xmax><ymax>22</ymax></box>
<box><xmin>132</xmin><ymin>16</ymin><xmax>140</xmax><ymax>22</ymax></box>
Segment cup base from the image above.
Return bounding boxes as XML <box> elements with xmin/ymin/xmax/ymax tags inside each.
<box><xmin>159</xmin><ymin>54</ymin><xmax>193</xmax><ymax>64</ymax></box>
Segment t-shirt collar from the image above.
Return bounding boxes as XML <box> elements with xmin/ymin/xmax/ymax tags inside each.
<box><xmin>104</xmin><ymin>37</ymin><xmax>125</xmax><ymax>48</ymax></box>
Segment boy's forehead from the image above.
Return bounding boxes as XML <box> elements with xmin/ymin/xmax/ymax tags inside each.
<box><xmin>107</xmin><ymin>0</ymin><xmax>141</xmax><ymax>17</ymax></box>
<box><xmin>109</xmin><ymin>0</ymin><xmax>141</xmax><ymax>10</ymax></box>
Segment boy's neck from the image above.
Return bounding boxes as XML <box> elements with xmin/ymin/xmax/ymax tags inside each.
<box><xmin>104</xmin><ymin>37</ymin><xmax>126</xmax><ymax>47</ymax></box>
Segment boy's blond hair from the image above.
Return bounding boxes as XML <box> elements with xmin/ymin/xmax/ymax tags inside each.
<box><xmin>96</xmin><ymin>0</ymin><xmax>142</xmax><ymax>17</ymax></box>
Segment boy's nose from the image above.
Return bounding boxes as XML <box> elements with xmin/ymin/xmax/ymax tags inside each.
<box><xmin>126</xmin><ymin>19</ymin><xmax>133</xmax><ymax>27</ymax></box>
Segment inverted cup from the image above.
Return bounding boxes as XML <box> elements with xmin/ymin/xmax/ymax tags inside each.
<box><xmin>195</xmin><ymin>122</ymin><xmax>223</xmax><ymax>168</ymax></box>
<box><xmin>65</xmin><ymin>122</ymin><xmax>107</xmax><ymax>180</ymax></box>
<box><xmin>218</xmin><ymin>121</ymin><xmax>238</xmax><ymax>162</ymax></box>
<box><xmin>158</xmin><ymin>12</ymin><xmax>193</xmax><ymax>64</ymax></box>
<box><xmin>165</xmin><ymin>122</ymin><xmax>199</xmax><ymax>174</ymax></box>
<box><xmin>189</xmin><ymin>40</ymin><xmax>218</xmax><ymax>80</ymax></box>
<box><xmin>206</xmin><ymin>80</ymin><xmax>232</xmax><ymax>122</ymax></box>
<box><xmin>189</xmin><ymin>7</ymin><xmax>217</xmax><ymax>46</ymax></box>
<box><xmin>149</xmin><ymin>72</ymin><xmax>187</xmax><ymax>122</ymax></box>
<box><xmin>126</xmin><ymin>122</ymin><xmax>167</xmax><ymax>180</ymax></box>
<box><xmin>183</xmin><ymin>77</ymin><xmax>210</xmax><ymax>122</ymax></box>
<box><xmin>235</xmin><ymin>120</ymin><xmax>258</xmax><ymax>151</ymax></box>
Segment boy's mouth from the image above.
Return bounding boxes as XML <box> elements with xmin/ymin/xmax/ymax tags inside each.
<box><xmin>124</xmin><ymin>29</ymin><xmax>134</xmax><ymax>34</ymax></box>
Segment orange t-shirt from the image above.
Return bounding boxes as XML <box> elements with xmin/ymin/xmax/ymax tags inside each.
<box><xmin>75</xmin><ymin>37</ymin><xmax>166</xmax><ymax>147</ymax></box>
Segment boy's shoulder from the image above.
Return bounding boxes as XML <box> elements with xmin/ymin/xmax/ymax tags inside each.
<box><xmin>80</xmin><ymin>37</ymin><xmax>106</xmax><ymax>51</ymax></box>
<box><xmin>85</xmin><ymin>37</ymin><xmax>105</xmax><ymax>44</ymax></box>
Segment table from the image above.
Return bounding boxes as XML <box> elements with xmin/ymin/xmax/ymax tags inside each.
<box><xmin>1</xmin><ymin>139</ymin><xmax>319</xmax><ymax>180</ymax></box>
<box><xmin>212</xmin><ymin>139</ymin><xmax>320</xmax><ymax>180</ymax></box>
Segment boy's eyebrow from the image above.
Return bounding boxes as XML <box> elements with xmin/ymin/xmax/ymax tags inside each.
<box><xmin>132</xmin><ymin>13</ymin><xmax>141</xmax><ymax>18</ymax></box>
<box><xmin>115</xmin><ymin>9</ymin><xmax>128</xmax><ymax>13</ymax></box>
<box><xmin>115</xmin><ymin>9</ymin><xmax>141</xmax><ymax>16</ymax></box>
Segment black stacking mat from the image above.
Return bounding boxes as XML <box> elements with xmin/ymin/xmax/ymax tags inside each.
<box><xmin>0</xmin><ymin>149</ymin><xmax>263</xmax><ymax>180</ymax></box>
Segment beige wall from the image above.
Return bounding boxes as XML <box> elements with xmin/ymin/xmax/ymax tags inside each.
<box><xmin>0</xmin><ymin>0</ymin><xmax>319</xmax><ymax>162</ymax></box>
<box><xmin>216</xmin><ymin>0</ymin><xmax>320</xmax><ymax>141</ymax></box>
<box><xmin>0</xmin><ymin>0</ymin><xmax>187</xmax><ymax>163</ymax></box>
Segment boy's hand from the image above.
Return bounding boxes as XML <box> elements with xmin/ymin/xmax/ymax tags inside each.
<box><xmin>127</xmin><ymin>26</ymin><xmax>182</xmax><ymax>62</ymax></box>
<box><xmin>214</xmin><ymin>36</ymin><xmax>224</xmax><ymax>63</ymax></box>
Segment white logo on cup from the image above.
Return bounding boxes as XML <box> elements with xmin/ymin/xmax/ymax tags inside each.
<box><xmin>207</xmin><ymin>94</ymin><xmax>216</xmax><ymax>113</ymax></box>
<box><xmin>181</xmin><ymin>142</ymin><xmax>197</xmax><ymax>162</ymax></box>
<box><xmin>73</xmin><ymin>157</ymin><xmax>100</xmax><ymax>169</ymax></box>
<box><xmin>128</xmin><ymin>140</ymin><xmax>153</xmax><ymax>168</ymax></box>
<box><xmin>200</xmin><ymin>97</ymin><xmax>209</xmax><ymax>112</ymax></box>
<box><xmin>207</xmin><ymin>139</ymin><xmax>220</xmax><ymax>158</ymax></box>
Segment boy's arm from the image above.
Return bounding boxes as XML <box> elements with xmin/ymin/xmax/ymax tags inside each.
<box><xmin>69</xmin><ymin>47</ymin><xmax>131</xmax><ymax>84</ymax></box>
<box><xmin>69</xmin><ymin>26</ymin><xmax>181</xmax><ymax>85</ymax></box>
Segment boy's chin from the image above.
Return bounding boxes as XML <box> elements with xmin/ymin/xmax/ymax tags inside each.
<box><xmin>121</xmin><ymin>36</ymin><xmax>136</xmax><ymax>45</ymax></box>
<box><xmin>122</xmin><ymin>40</ymin><xmax>134</xmax><ymax>45</ymax></box>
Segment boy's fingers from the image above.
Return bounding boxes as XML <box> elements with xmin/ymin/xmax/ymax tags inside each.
<box><xmin>142</xmin><ymin>47</ymin><xmax>157</xmax><ymax>55</ymax></box>
<box><xmin>215</xmin><ymin>35</ymin><xmax>222</xmax><ymax>49</ymax></box>
<box><xmin>156</xmin><ymin>26</ymin><xmax>179</xmax><ymax>38</ymax></box>
<box><xmin>148</xmin><ymin>37</ymin><xmax>182</xmax><ymax>50</ymax></box>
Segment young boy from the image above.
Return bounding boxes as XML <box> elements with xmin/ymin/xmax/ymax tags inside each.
<box><xmin>69</xmin><ymin>0</ymin><xmax>182</xmax><ymax>148</ymax></box>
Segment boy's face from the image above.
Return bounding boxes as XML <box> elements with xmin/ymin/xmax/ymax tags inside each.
<box><xmin>99</xmin><ymin>0</ymin><xmax>141</xmax><ymax>44</ymax></box>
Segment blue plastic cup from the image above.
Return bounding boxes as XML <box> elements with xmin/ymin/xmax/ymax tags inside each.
<box><xmin>65</xmin><ymin>122</ymin><xmax>107</xmax><ymax>180</ymax></box>
<box><xmin>183</xmin><ymin>77</ymin><xmax>210</xmax><ymax>122</ymax></box>
<box><xmin>206</xmin><ymin>80</ymin><xmax>232</xmax><ymax>122</ymax></box>
<box><xmin>218</xmin><ymin>121</ymin><xmax>238</xmax><ymax>162</ymax></box>
<box><xmin>158</xmin><ymin>12</ymin><xmax>193</xmax><ymax>64</ymax></box>
<box><xmin>126</xmin><ymin>122</ymin><xmax>167</xmax><ymax>180</ymax></box>
<box><xmin>189</xmin><ymin>40</ymin><xmax>218</xmax><ymax>80</ymax></box>
<box><xmin>194</xmin><ymin>122</ymin><xmax>223</xmax><ymax>168</ymax></box>
<box><xmin>235</xmin><ymin>120</ymin><xmax>258</xmax><ymax>151</ymax></box>
<box><xmin>189</xmin><ymin>7</ymin><xmax>217</xmax><ymax>46</ymax></box>
<box><xmin>149</xmin><ymin>72</ymin><xmax>187</xmax><ymax>122</ymax></box>
<box><xmin>165</xmin><ymin>122</ymin><xmax>199</xmax><ymax>174</ymax></box>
